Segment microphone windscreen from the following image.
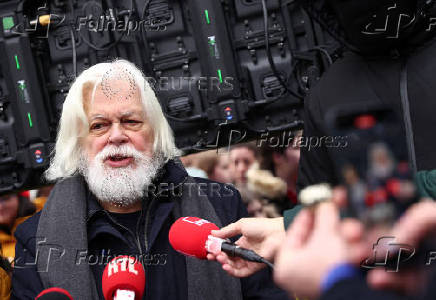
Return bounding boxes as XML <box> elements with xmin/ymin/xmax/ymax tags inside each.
<box><xmin>169</xmin><ymin>217</ymin><xmax>219</xmax><ymax>259</ymax></box>
<box><xmin>35</xmin><ymin>288</ymin><xmax>73</xmax><ymax>300</ymax></box>
<box><xmin>101</xmin><ymin>256</ymin><xmax>146</xmax><ymax>300</ymax></box>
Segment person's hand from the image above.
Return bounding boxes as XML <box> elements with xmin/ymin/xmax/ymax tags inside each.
<box><xmin>207</xmin><ymin>217</ymin><xmax>285</xmax><ymax>277</ymax></box>
<box><xmin>367</xmin><ymin>200</ymin><xmax>436</xmax><ymax>295</ymax></box>
<box><xmin>274</xmin><ymin>203</ymin><xmax>351</xmax><ymax>299</ymax></box>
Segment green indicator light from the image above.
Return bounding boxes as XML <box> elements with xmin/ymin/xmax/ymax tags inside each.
<box><xmin>15</xmin><ymin>55</ymin><xmax>20</xmax><ymax>70</ymax></box>
<box><xmin>217</xmin><ymin>69</ymin><xmax>223</xmax><ymax>83</ymax></box>
<box><xmin>204</xmin><ymin>10</ymin><xmax>211</xmax><ymax>24</ymax></box>
<box><xmin>2</xmin><ymin>16</ymin><xmax>14</xmax><ymax>30</ymax></box>
<box><xmin>27</xmin><ymin>113</ymin><xmax>33</xmax><ymax>128</ymax></box>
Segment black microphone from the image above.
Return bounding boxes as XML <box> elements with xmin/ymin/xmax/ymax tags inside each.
<box><xmin>207</xmin><ymin>236</ymin><xmax>274</xmax><ymax>268</ymax></box>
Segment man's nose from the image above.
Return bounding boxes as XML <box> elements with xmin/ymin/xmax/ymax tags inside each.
<box><xmin>108</xmin><ymin>123</ymin><xmax>128</xmax><ymax>145</ymax></box>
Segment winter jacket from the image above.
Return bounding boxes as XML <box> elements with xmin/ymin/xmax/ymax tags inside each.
<box><xmin>11</xmin><ymin>160</ymin><xmax>288</xmax><ymax>300</ymax></box>
<box><xmin>0</xmin><ymin>267</ymin><xmax>10</xmax><ymax>300</ymax></box>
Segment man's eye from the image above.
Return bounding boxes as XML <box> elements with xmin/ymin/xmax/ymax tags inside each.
<box><xmin>122</xmin><ymin>119</ymin><xmax>142</xmax><ymax>127</ymax></box>
<box><xmin>90</xmin><ymin>123</ymin><xmax>107</xmax><ymax>130</ymax></box>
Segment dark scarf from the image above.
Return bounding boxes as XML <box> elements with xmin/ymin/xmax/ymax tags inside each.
<box><xmin>36</xmin><ymin>161</ymin><xmax>242</xmax><ymax>300</ymax></box>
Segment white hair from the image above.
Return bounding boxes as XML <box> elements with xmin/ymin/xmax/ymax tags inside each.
<box><xmin>45</xmin><ymin>59</ymin><xmax>180</xmax><ymax>181</ymax></box>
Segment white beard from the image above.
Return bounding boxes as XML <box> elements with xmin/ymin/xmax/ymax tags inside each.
<box><xmin>79</xmin><ymin>144</ymin><xmax>164</xmax><ymax>207</ymax></box>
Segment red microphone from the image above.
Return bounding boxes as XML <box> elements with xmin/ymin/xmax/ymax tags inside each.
<box><xmin>169</xmin><ymin>217</ymin><xmax>273</xmax><ymax>267</ymax></box>
<box><xmin>169</xmin><ymin>217</ymin><xmax>219</xmax><ymax>259</ymax></box>
<box><xmin>35</xmin><ymin>288</ymin><xmax>73</xmax><ymax>300</ymax></box>
<box><xmin>102</xmin><ymin>256</ymin><xmax>146</xmax><ymax>300</ymax></box>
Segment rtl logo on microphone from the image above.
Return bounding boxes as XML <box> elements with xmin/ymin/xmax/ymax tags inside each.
<box><xmin>181</xmin><ymin>216</ymin><xmax>211</xmax><ymax>227</ymax></box>
<box><xmin>102</xmin><ymin>255</ymin><xmax>145</xmax><ymax>300</ymax></box>
<box><xmin>107</xmin><ymin>256</ymin><xmax>139</xmax><ymax>277</ymax></box>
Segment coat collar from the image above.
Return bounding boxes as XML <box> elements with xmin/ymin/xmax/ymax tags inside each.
<box><xmin>84</xmin><ymin>158</ymin><xmax>188</xmax><ymax>250</ymax></box>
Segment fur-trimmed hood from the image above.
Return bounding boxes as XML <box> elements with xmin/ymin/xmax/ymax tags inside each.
<box><xmin>246</xmin><ymin>163</ymin><xmax>287</xmax><ymax>200</ymax></box>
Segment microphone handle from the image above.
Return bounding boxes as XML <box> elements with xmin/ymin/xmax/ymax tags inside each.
<box><xmin>220</xmin><ymin>242</ymin><xmax>274</xmax><ymax>268</ymax></box>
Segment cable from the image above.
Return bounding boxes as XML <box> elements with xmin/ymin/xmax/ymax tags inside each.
<box><xmin>307</xmin><ymin>46</ymin><xmax>333</xmax><ymax>65</ymax></box>
<box><xmin>164</xmin><ymin>113</ymin><xmax>206</xmax><ymax>123</ymax></box>
<box><xmin>297</xmin><ymin>0</ymin><xmax>362</xmax><ymax>55</ymax></box>
<box><xmin>247</xmin><ymin>57</ymin><xmax>301</xmax><ymax>109</ymax></box>
<box><xmin>78</xmin><ymin>0</ymin><xmax>134</xmax><ymax>51</ymax></box>
<box><xmin>141</xmin><ymin>0</ymin><xmax>152</xmax><ymax>19</ymax></box>
<box><xmin>261</xmin><ymin>0</ymin><xmax>303</xmax><ymax>100</ymax></box>
<box><xmin>241</xmin><ymin>118</ymin><xmax>303</xmax><ymax>134</ymax></box>
<box><xmin>70</xmin><ymin>29</ymin><xmax>77</xmax><ymax>78</ymax></box>
<box><xmin>260</xmin><ymin>258</ymin><xmax>275</xmax><ymax>269</ymax></box>
<box><xmin>68</xmin><ymin>0</ymin><xmax>75</xmax><ymax>15</ymax></box>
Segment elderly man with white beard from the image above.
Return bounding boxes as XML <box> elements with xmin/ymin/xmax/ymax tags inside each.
<box><xmin>10</xmin><ymin>60</ymin><xmax>288</xmax><ymax>300</ymax></box>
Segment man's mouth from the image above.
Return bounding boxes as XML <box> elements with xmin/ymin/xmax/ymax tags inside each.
<box><xmin>109</xmin><ymin>155</ymin><xmax>128</xmax><ymax>161</ymax></box>
<box><xmin>105</xmin><ymin>155</ymin><xmax>134</xmax><ymax>167</ymax></box>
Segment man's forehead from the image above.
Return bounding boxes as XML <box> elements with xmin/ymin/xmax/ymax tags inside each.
<box><xmin>89</xmin><ymin>109</ymin><xmax>144</xmax><ymax>120</ymax></box>
<box><xmin>86</xmin><ymin>84</ymin><xmax>145</xmax><ymax>118</ymax></box>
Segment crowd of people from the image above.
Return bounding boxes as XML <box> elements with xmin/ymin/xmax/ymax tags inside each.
<box><xmin>181</xmin><ymin>140</ymin><xmax>300</xmax><ymax>218</ymax></box>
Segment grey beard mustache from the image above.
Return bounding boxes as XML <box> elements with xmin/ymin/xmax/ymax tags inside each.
<box><xmin>78</xmin><ymin>145</ymin><xmax>164</xmax><ymax>208</ymax></box>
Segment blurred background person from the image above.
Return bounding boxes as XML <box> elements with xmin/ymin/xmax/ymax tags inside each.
<box><xmin>246</xmin><ymin>164</ymin><xmax>290</xmax><ymax>216</ymax></box>
<box><xmin>368</xmin><ymin>143</ymin><xmax>396</xmax><ymax>184</ymax></box>
<box><xmin>210</xmin><ymin>198</ymin><xmax>436</xmax><ymax>300</ymax></box>
<box><xmin>209</xmin><ymin>151</ymin><xmax>233</xmax><ymax>184</ymax></box>
<box><xmin>0</xmin><ymin>192</ymin><xmax>35</xmax><ymax>262</ymax></box>
<box><xmin>342</xmin><ymin>165</ymin><xmax>367</xmax><ymax>219</ymax></box>
<box><xmin>274</xmin><ymin>201</ymin><xmax>436</xmax><ymax>300</ymax></box>
<box><xmin>31</xmin><ymin>185</ymin><xmax>53</xmax><ymax>212</ymax></box>
<box><xmin>296</xmin><ymin>0</ymin><xmax>436</xmax><ymax>194</ymax></box>
<box><xmin>180</xmin><ymin>152</ymin><xmax>209</xmax><ymax>178</ymax></box>
<box><xmin>238</xmin><ymin>186</ymin><xmax>282</xmax><ymax>218</ymax></box>
<box><xmin>180</xmin><ymin>150</ymin><xmax>234</xmax><ymax>183</ymax></box>
<box><xmin>259</xmin><ymin>131</ymin><xmax>301</xmax><ymax>206</ymax></box>
<box><xmin>229</xmin><ymin>143</ymin><xmax>258</xmax><ymax>188</ymax></box>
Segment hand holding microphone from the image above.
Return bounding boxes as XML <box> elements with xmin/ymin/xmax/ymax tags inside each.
<box><xmin>208</xmin><ymin>217</ymin><xmax>286</xmax><ymax>278</ymax></box>
<box><xmin>169</xmin><ymin>217</ymin><xmax>276</xmax><ymax>275</ymax></box>
<box><xmin>102</xmin><ymin>256</ymin><xmax>145</xmax><ymax>300</ymax></box>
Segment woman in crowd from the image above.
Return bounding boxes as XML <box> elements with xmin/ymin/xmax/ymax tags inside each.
<box><xmin>0</xmin><ymin>192</ymin><xmax>36</xmax><ymax>261</ymax></box>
